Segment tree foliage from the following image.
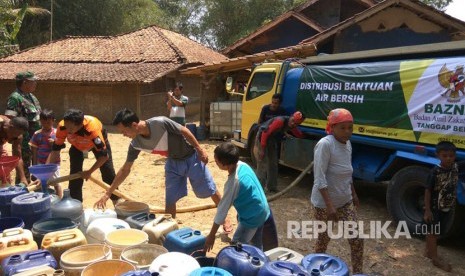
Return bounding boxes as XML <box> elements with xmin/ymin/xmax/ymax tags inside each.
<box><xmin>421</xmin><ymin>0</ymin><xmax>453</xmax><ymax>10</ymax></box>
<box><xmin>43</xmin><ymin>0</ymin><xmax>163</xmax><ymax>39</ymax></box>
<box><xmin>182</xmin><ymin>0</ymin><xmax>307</xmax><ymax>50</ymax></box>
<box><xmin>0</xmin><ymin>0</ymin><xmax>458</xmax><ymax>55</ymax></box>
<box><xmin>0</xmin><ymin>1</ymin><xmax>46</xmax><ymax>56</ymax></box>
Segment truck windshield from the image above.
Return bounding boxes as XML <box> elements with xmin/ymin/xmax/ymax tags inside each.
<box><xmin>246</xmin><ymin>71</ymin><xmax>276</xmax><ymax>101</ymax></box>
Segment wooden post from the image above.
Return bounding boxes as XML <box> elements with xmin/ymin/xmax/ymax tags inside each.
<box><xmin>136</xmin><ymin>84</ymin><xmax>141</xmax><ymax>117</ymax></box>
<box><xmin>200</xmin><ymin>75</ymin><xmax>206</xmax><ymax>126</ymax></box>
<box><xmin>200</xmin><ymin>74</ymin><xmax>218</xmax><ymax>126</ymax></box>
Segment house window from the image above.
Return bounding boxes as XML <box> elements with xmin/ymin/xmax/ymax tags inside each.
<box><xmin>246</xmin><ymin>71</ymin><xmax>276</xmax><ymax>101</ymax></box>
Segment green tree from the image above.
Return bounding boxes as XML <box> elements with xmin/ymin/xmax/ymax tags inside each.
<box><xmin>4</xmin><ymin>0</ymin><xmax>456</xmax><ymax>54</ymax></box>
<box><xmin>154</xmin><ymin>0</ymin><xmax>203</xmax><ymax>33</ymax></box>
<box><xmin>48</xmin><ymin>0</ymin><xmax>162</xmax><ymax>39</ymax></box>
<box><xmin>185</xmin><ymin>0</ymin><xmax>305</xmax><ymax>49</ymax></box>
<box><xmin>421</xmin><ymin>0</ymin><xmax>452</xmax><ymax>10</ymax></box>
<box><xmin>1</xmin><ymin>1</ymin><xmax>51</xmax><ymax>54</ymax></box>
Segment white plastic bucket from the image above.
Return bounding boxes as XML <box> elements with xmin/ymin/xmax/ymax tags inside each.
<box><xmin>120</xmin><ymin>243</ymin><xmax>168</xmax><ymax>270</ymax></box>
<box><xmin>60</xmin><ymin>244</ymin><xmax>112</xmax><ymax>276</ymax></box>
<box><xmin>81</xmin><ymin>259</ymin><xmax>135</xmax><ymax>276</ymax></box>
<box><xmin>80</xmin><ymin>208</ymin><xmax>117</xmax><ymax>233</ymax></box>
<box><xmin>105</xmin><ymin>228</ymin><xmax>148</xmax><ymax>259</ymax></box>
<box><xmin>86</xmin><ymin>218</ymin><xmax>130</xmax><ymax>244</ymax></box>
<box><xmin>149</xmin><ymin>252</ymin><xmax>200</xmax><ymax>276</ymax></box>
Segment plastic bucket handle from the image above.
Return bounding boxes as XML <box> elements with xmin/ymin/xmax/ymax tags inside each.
<box><xmin>320</xmin><ymin>257</ymin><xmax>342</xmax><ymax>272</ymax></box>
<box><xmin>55</xmin><ymin>232</ymin><xmax>77</xmax><ymax>242</ymax></box>
<box><xmin>180</xmin><ymin>231</ymin><xmax>194</xmax><ymax>239</ymax></box>
<box><xmin>7</xmin><ymin>238</ymin><xmax>29</xmax><ymax>246</ymax></box>
<box><xmin>275</xmin><ymin>262</ymin><xmax>296</xmax><ymax>272</ymax></box>
<box><xmin>2</xmin><ymin>227</ymin><xmax>24</xmax><ymax>237</ymax></box>
<box><xmin>277</xmin><ymin>252</ymin><xmax>294</xmax><ymax>261</ymax></box>
<box><xmin>26</xmin><ymin>250</ymin><xmax>50</xmax><ymax>260</ymax></box>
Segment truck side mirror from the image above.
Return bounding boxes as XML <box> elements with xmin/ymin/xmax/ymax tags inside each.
<box><xmin>225</xmin><ymin>76</ymin><xmax>245</xmax><ymax>96</ymax></box>
<box><xmin>226</xmin><ymin>77</ymin><xmax>233</xmax><ymax>92</ymax></box>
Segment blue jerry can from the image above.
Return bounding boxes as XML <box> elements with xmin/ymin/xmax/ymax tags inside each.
<box><xmin>258</xmin><ymin>260</ymin><xmax>310</xmax><ymax>276</ymax></box>
<box><xmin>214</xmin><ymin>243</ymin><xmax>268</xmax><ymax>276</ymax></box>
<box><xmin>163</xmin><ymin>227</ymin><xmax>206</xmax><ymax>255</ymax></box>
<box><xmin>1</xmin><ymin>249</ymin><xmax>58</xmax><ymax>276</ymax></box>
<box><xmin>301</xmin><ymin>253</ymin><xmax>349</xmax><ymax>276</ymax></box>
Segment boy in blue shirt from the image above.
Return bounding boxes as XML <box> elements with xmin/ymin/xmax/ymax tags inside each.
<box><xmin>204</xmin><ymin>142</ymin><xmax>275</xmax><ymax>251</ymax></box>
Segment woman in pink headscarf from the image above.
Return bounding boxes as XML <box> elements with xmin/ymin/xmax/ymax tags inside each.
<box><xmin>310</xmin><ymin>108</ymin><xmax>364</xmax><ymax>274</ymax></box>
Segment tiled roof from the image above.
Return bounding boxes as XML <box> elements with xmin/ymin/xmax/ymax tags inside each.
<box><xmin>181</xmin><ymin>43</ymin><xmax>317</xmax><ymax>76</ymax></box>
<box><xmin>0</xmin><ymin>62</ymin><xmax>182</xmax><ymax>83</ymax></box>
<box><xmin>158</xmin><ymin>28</ymin><xmax>226</xmax><ymax>65</ymax></box>
<box><xmin>0</xmin><ymin>25</ymin><xmax>227</xmax><ymax>83</ymax></box>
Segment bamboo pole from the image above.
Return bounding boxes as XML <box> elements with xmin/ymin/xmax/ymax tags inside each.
<box><xmin>88</xmin><ymin>176</ymin><xmax>217</xmax><ymax>213</ymax></box>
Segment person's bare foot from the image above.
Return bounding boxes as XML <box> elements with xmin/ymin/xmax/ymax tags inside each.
<box><xmin>432</xmin><ymin>257</ymin><xmax>452</xmax><ymax>272</ymax></box>
<box><xmin>222</xmin><ymin>217</ymin><xmax>233</xmax><ymax>234</ymax></box>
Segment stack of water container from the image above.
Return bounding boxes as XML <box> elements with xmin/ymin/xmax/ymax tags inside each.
<box><xmin>0</xmin><ymin>174</ymin><xmax>356</xmax><ymax>276</ymax></box>
<box><xmin>0</xmin><ymin>184</ymin><xmax>183</xmax><ymax>275</ymax></box>
<box><xmin>0</xmin><ymin>186</ymin><xmax>84</xmax><ymax>275</ymax></box>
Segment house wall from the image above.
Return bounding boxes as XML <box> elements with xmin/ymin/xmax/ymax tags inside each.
<box><xmin>0</xmin><ymin>81</ymin><xmax>138</xmax><ymax>125</ymax></box>
<box><xmin>300</xmin><ymin>0</ymin><xmax>369</xmax><ymax>28</ymax></box>
<box><xmin>300</xmin><ymin>0</ymin><xmax>342</xmax><ymax>28</ymax></box>
<box><xmin>248</xmin><ymin>18</ymin><xmax>319</xmax><ymax>54</ymax></box>
<box><xmin>138</xmin><ymin>75</ymin><xmax>203</xmax><ymax>123</ymax></box>
<box><xmin>0</xmin><ymin>74</ymin><xmax>223</xmax><ymax>126</ymax></box>
<box><xmin>171</xmin><ymin>74</ymin><xmax>224</xmax><ymax>124</ymax></box>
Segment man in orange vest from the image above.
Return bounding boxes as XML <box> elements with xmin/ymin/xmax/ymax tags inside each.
<box><xmin>48</xmin><ymin>109</ymin><xmax>119</xmax><ymax>204</ymax></box>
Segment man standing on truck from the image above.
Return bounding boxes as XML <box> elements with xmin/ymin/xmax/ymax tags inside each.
<box><xmin>254</xmin><ymin>111</ymin><xmax>306</xmax><ymax>193</ymax></box>
<box><xmin>258</xmin><ymin>94</ymin><xmax>286</xmax><ymax>124</ymax></box>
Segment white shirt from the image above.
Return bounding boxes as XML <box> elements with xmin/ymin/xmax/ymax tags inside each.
<box><xmin>311</xmin><ymin>135</ymin><xmax>353</xmax><ymax>208</ymax></box>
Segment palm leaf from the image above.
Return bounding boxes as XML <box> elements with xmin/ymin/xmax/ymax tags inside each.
<box><xmin>9</xmin><ymin>3</ymin><xmax>27</xmax><ymax>41</ymax></box>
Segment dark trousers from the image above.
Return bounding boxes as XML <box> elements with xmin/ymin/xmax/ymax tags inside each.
<box><xmin>68</xmin><ymin>131</ymin><xmax>118</xmax><ymax>202</ymax></box>
<box><xmin>256</xmin><ymin>136</ymin><xmax>279</xmax><ymax>191</ymax></box>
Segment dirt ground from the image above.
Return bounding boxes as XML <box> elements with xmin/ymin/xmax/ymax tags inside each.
<box><xmin>53</xmin><ymin>130</ymin><xmax>465</xmax><ymax>276</ymax></box>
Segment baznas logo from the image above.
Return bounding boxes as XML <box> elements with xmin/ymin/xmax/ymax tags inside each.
<box><xmin>438</xmin><ymin>64</ymin><xmax>465</xmax><ymax>103</ymax></box>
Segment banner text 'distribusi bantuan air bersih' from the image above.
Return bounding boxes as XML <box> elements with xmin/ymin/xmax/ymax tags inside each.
<box><xmin>297</xmin><ymin>57</ymin><xmax>465</xmax><ymax>148</ymax></box>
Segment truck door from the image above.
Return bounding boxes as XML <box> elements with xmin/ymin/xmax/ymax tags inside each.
<box><xmin>242</xmin><ymin>65</ymin><xmax>280</xmax><ymax>140</ymax></box>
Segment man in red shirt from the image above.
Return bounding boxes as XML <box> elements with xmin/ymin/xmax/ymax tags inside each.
<box><xmin>48</xmin><ymin>109</ymin><xmax>119</xmax><ymax>203</ymax></box>
<box><xmin>254</xmin><ymin>111</ymin><xmax>306</xmax><ymax>193</ymax></box>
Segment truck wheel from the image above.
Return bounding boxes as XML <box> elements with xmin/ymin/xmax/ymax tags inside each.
<box><xmin>387</xmin><ymin>166</ymin><xmax>429</xmax><ymax>236</ymax></box>
<box><xmin>386</xmin><ymin>166</ymin><xmax>459</xmax><ymax>238</ymax></box>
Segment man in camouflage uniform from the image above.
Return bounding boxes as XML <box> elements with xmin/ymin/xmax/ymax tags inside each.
<box><xmin>5</xmin><ymin>71</ymin><xmax>41</xmax><ymax>183</ymax></box>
